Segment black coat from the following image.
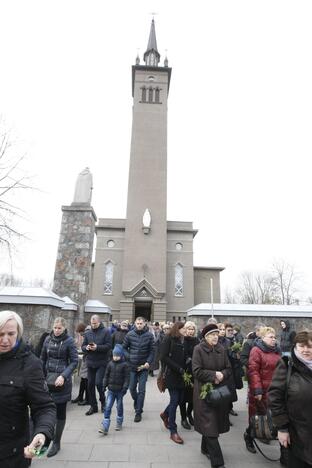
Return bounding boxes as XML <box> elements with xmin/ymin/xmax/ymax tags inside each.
<box><xmin>159</xmin><ymin>335</ymin><xmax>186</xmax><ymax>390</ymax></box>
<box><xmin>0</xmin><ymin>340</ymin><xmax>56</xmax><ymax>467</ymax></box>
<box><xmin>112</xmin><ymin>329</ymin><xmax>128</xmax><ymax>347</ymax></box>
<box><xmin>103</xmin><ymin>359</ymin><xmax>130</xmax><ymax>393</ymax></box>
<box><xmin>269</xmin><ymin>350</ymin><xmax>312</xmax><ymax>465</ymax></box>
<box><xmin>279</xmin><ymin>321</ymin><xmax>296</xmax><ymax>353</ymax></box>
<box><xmin>82</xmin><ymin>323</ymin><xmax>112</xmax><ymax>368</ymax></box>
<box><xmin>41</xmin><ymin>331</ymin><xmax>78</xmax><ymax>404</ymax></box>
<box><xmin>192</xmin><ymin>341</ymin><xmax>232</xmax><ymax>437</ymax></box>
<box><xmin>122</xmin><ymin>326</ymin><xmax>155</xmax><ymax>370</ymax></box>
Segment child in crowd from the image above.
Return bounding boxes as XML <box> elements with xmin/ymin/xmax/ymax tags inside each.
<box><xmin>99</xmin><ymin>344</ymin><xmax>129</xmax><ymax>435</ymax></box>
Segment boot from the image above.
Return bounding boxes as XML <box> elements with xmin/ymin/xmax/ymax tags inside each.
<box><xmin>47</xmin><ymin>419</ymin><xmax>66</xmax><ymax>457</ymax></box>
<box><xmin>244</xmin><ymin>431</ymin><xmax>256</xmax><ymax>454</ymax></box>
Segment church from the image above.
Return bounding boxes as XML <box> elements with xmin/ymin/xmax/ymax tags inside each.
<box><xmin>53</xmin><ymin>20</ymin><xmax>223</xmax><ymax>324</ymax></box>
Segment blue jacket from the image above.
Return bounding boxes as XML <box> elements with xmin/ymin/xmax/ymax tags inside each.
<box><xmin>82</xmin><ymin>323</ymin><xmax>112</xmax><ymax>368</ymax></box>
<box><xmin>41</xmin><ymin>331</ymin><xmax>78</xmax><ymax>404</ymax></box>
<box><xmin>122</xmin><ymin>326</ymin><xmax>155</xmax><ymax>370</ymax></box>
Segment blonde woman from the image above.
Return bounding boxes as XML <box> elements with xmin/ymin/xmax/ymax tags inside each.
<box><xmin>244</xmin><ymin>326</ymin><xmax>281</xmax><ymax>454</ymax></box>
<box><xmin>179</xmin><ymin>321</ymin><xmax>199</xmax><ymax>428</ymax></box>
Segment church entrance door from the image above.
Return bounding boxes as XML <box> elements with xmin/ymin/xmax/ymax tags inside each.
<box><xmin>134</xmin><ymin>301</ymin><xmax>152</xmax><ymax>322</ymax></box>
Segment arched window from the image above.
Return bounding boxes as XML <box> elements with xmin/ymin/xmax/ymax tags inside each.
<box><xmin>104</xmin><ymin>261</ymin><xmax>113</xmax><ymax>294</ymax></box>
<box><xmin>148</xmin><ymin>87</ymin><xmax>153</xmax><ymax>103</ymax></box>
<box><xmin>141</xmin><ymin>87</ymin><xmax>146</xmax><ymax>102</ymax></box>
<box><xmin>155</xmin><ymin>87</ymin><xmax>160</xmax><ymax>103</ymax></box>
<box><xmin>175</xmin><ymin>263</ymin><xmax>183</xmax><ymax>296</ymax></box>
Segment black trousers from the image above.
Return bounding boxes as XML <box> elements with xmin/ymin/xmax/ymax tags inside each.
<box><xmin>201</xmin><ymin>435</ymin><xmax>224</xmax><ymax>467</ymax></box>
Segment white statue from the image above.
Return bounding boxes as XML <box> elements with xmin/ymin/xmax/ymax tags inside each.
<box><xmin>143</xmin><ymin>209</ymin><xmax>151</xmax><ymax>228</ymax></box>
<box><xmin>73</xmin><ymin>167</ymin><xmax>93</xmax><ymax>204</ymax></box>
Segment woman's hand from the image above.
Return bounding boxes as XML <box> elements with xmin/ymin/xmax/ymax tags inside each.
<box><xmin>255</xmin><ymin>394</ymin><xmax>262</xmax><ymax>401</ymax></box>
<box><xmin>215</xmin><ymin>371</ymin><xmax>224</xmax><ymax>382</ymax></box>
<box><xmin>278</xmin><ymin>431</ymin><xmax>290</xmax><ymax>448</ymax></box>
<box><xmin>55</xmin><ymin>375</ymin><xmax>65</xmax><ymax>387</ymax></box>
<box><xmin>24</xmin><ymin>433</ymin><xmax>46</xmax><ymax>458</ymax></box>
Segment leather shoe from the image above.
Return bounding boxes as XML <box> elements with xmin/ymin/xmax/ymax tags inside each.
<box><xmin>78</xmin><ymin>400</ymin><xmax>89</xmax><ymax>406</ymax></box>
<box><xmin>71</xmin><ymin>396</ymin><xmax>82</xmax><ymax>404</ymax></box>
<box><xmin>85</xmin><ymin>407</ymin><xmax>98</xmax><ymax>416</ymax></box>
<box><xmin>181</xmin><ymin>419</ymin><xmax>191</xmax><ymax>430</ymax></box>
<box><xmin>134</xmin><ymin>413</ymin><xmax>142</xmax><ymax>422</ymax></box>
<box><xmin>160</xmin><ymin>412</ymin><xmax>169</xmax><ymax>429</ymax></box>
<box><xmin>170</xmin><ymin>433</ymin><xmax>184</xmax><ymax>444</ymax></box>
<box><xmin>230</xmin><ymin>409</ymin><xmax>238</xmax><ymax>416</ymax></box>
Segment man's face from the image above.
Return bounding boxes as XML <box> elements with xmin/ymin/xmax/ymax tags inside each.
<box><xmin>0</xmin><ymin>319</ymin><xmax>18</xmax><ymax>353</ymax></box>
<box><xmin>91</xmin><ymin>317</ymin><xmax>100</xmax><ymax>329</ymax></box>
<box><xmin>135</xmin><ymin>319</ymin><xmax>145</xmax><ymax>331</ymax></box>
<box><xmin>225</xmin><ymin>327</ymin><xmax>234</xmax><ymax>338</ymax></box>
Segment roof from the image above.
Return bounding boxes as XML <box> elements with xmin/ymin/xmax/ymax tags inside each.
<box><xmin>62</xmin><ymin>296</ymin><xmax>78</xmax><ymax>311</ymax></box>
<box><xmin>187</xmin><ymin>303</ymin><xmax>312</xmax><ymax>318</ymax></box>
<box><xmin>84</xmin><ymin>299</ymin><xmax>111</xmax><ymax>314</ymax></box>
<box><xmin>0</xmin><ymin>287</ymin><xmax>65</xmax><ymax>308</ymax></box>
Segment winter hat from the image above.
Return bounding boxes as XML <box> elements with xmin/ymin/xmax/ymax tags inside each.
<box><xmin>113</xmin><ymin>344</ymin><xmax>125</xmax><ymax>358</ymax></box>
<box><xmin>202</xmin><ymin>323</ymin><xmax>220</xmax><ymax>338</ymax></box>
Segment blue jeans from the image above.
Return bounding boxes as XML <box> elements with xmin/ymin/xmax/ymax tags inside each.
<box><xmin>102</xmin><ymin>390</ymin><xmax>124</xmax><ymax>430</ymax></box>
<box><xmin>129</xmin><ymin>369</ymin><xmax>148</xmax><ymax>415</ymax></box>
<box><xmin>164</xmin><ymin>388</ymin><xmax>184</xmax><ymax>434</ymax></box>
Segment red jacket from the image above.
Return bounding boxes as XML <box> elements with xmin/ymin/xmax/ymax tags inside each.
<box><xmin>247</xmin><ymin>340</ymin><xmax>281</xmax><ymax>418</ymax></box>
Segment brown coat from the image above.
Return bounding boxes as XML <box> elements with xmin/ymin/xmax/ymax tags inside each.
<box><xmin>192</xmin><ymin>340</ymin><xmax>232</xmax><ymax>437</ymax></box>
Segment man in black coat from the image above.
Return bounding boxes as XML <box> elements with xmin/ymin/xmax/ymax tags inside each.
<box><xmin>82</xmin><ymin>315</ymin><xmax>112</xmax><ymax>415</ymax></box>
<box><xmin>123</xmin><ymin>316</ymin><xmax>155</xmax><ymax>422</ymax></box>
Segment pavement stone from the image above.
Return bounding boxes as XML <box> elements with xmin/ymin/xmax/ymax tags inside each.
<box><xmin>32</xmin><ymin>377</ymin><xmax>280</xmax><ymax>467</ymax></box>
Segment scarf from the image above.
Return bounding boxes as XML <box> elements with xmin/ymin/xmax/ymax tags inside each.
<box><xmin>294</xmin><ymin>347</ymin><xmax>312</xmax><ymax>371</ymax></box>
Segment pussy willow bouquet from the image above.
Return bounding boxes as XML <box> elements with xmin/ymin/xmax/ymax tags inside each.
<box><xmin>182</xmin><ymin>371</ymin><xmax>193</xmax><ymax>388</ymax></box>
<box><xmin>231</xmin><ymin>342</ymin><xmax>242</xmax><ymax>353</ymax></box>
<box><xmin>199</xmin><ymin>382</ymin><xmax>214</xmax><ymax>399</ymax></box>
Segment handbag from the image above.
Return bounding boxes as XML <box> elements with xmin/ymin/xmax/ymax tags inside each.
<box><xmin>46</xmin><ymin>372</ymin><xmax>62</xmax><ymax>392</ymax></box>
<box><xmin>157</xmin><ymin>367</ymin><xmax>166</xmax><ymax>393</ymax></box>
<box><xmin>205</xmin><ymin>385</ymin><xmax>232</xmax><ymax>407</ymax></box>
<box><xmin>250</xmin><ymin>402</ymin><xmax>277</xmax><ymax>441</ymax></box>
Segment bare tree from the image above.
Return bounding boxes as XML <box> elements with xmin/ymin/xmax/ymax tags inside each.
<box><xmin>234</xmin><ymin>261</ymin><xmax>300</xmax><ymax>305</ymax></box>
<box><xmin>0</xmin><ymin>117</ymin><xmax>33</xmax><ymax>254</ymax></box>
<box><xmin>0</xmin><ymin>273</ymin><xmax>51</xmax><ymax>288</ymax></box>
<box><xmin>271</xmin><ymin>260</ymin><xmax>300</xmax><ymax>305</ymax></box>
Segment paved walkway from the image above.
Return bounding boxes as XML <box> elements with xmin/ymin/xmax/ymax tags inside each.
<box><xmin>33</xmin><ymin>377</ymin><xmax>280</xmax><ymax>468</ymax></box>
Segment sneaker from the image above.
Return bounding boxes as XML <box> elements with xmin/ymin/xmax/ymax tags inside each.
<box><xmin>98</xmin><ymin>427</ymin><xmax>108</xmax><ymax>435</ymax></box>
<box><xmin>115</xmin><ymin>424</ymin><xmax>122</xmax><ymax>431</ymax></box>
<box><xmin>134</xmin><ymin>413</ymin><xmax>142</xmax><ymax>422</ymax></box>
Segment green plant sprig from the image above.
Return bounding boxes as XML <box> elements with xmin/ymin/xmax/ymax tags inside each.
<box><xmin>182</xmin><ymin>371</ymin><xmax>193</xmax><ymax>387</ymax></box>
<box><xmin>200</xmin><ymin>382</ymin><xmax>213</xmax><ymax>399</ymax></box>
<box><xmin>231</xmin><ymin>342</ymin><xmax>242</xmax><ymax>353</ymax></box>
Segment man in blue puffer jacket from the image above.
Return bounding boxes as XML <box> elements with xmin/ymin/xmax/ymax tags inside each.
<box><xmin>82</xmin><ymin>315</ymin><xmax>112</xmax><ymax>415</ymax></box>
<box><xmin>123</xmin><ymin>316</ymin><xmax>155</xmax><ymax>422</ymax></box>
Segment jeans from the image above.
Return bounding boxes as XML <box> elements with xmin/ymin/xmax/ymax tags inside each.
<box><xmin>87</xmin><ymin>365</ymin><xmax>106</xmax><ymax>409</ymax></box>
<box><xmin>102</xmin><ymin>390</ymin><xmax>124</xmax><ymax>430</ymax></box>
<box><xmin>129</xmin><ymin>369</ymin><xmax>148</xmax><ymax>415</ymax></box>
<box><xmin>164</xmin><ymin>388</ymin><xmax>184</xmax><ymax>434</ymax></box>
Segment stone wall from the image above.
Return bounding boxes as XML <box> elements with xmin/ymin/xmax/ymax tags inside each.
<box><xmin>53</xmin><ymin>204</ymin><xmax>96</xmax><ymax>321</ymax></box>
<box><xmin>192</xmin><ymin>315</ymin><xmax>312</xmax><ymax>336</ymax></box>
<box><xmin>0</xmin><ymin>303</ymin><xmax>76</xmax><ymax>348</ymax></box>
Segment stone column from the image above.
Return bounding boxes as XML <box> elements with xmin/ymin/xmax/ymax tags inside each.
<box><xmin>53</xmin><ymin>204</ymin><xmax>97</xmax><ymax>323</ymax></box>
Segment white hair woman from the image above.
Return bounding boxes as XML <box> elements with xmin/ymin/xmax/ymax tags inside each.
<box><xmin>40</xmin><ymin>316</ymin><xmax>78</xmax><ymax>457</ymax></box>
<box><xmin>0</xmin><ymin>310</ymin><xmax>56</xmax><ymax>467</ymax></box>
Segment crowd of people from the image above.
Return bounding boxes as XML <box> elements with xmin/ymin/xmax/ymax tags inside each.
<box><xmin>0</xmin><ymin>310</ymin><xmax>311</xmax><ymax>468</ymax></box>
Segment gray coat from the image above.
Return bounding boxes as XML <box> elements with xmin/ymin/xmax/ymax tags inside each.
<box><xmin>192</xmin><ymin>340</ymin><xmax>232</xmax><ymax>437</ymax></box>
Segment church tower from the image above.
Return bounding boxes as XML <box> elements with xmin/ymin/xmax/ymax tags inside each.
<box><xmin>121</xmin><ymin>20</ymin><xmax>171</xmax><ymax>320</ymax></box>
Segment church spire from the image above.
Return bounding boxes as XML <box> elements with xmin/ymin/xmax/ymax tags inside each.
<box><xmin>143</xmin><ymin>19</ymin><xmax>160</xmax><ymax>66</ymax></box>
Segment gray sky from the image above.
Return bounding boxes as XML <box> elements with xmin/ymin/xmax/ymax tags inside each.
<box><xmin>1</xmin><ymin>0</ymin><xmax>312</xmax><ymax>301</ymax></box>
